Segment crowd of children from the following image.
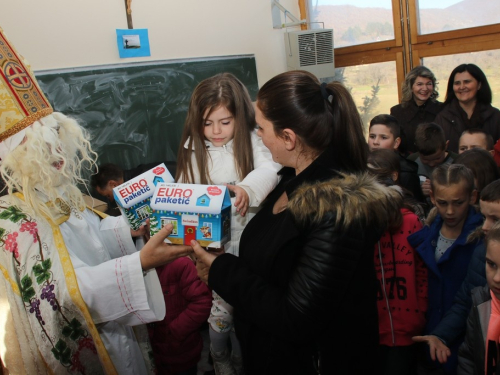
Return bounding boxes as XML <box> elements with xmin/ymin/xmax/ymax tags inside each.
<box><xmin>362</xmin><ymin>63</ymin><xmax>500</xmax><ymax>375</ymax></box>
<box><xmin>88</xmin><ymin>64</ymin><xmax>500</xmax><ymax>375</ymax></box>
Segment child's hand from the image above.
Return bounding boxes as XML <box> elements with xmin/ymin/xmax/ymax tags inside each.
<box><xmin>225</xmin><ymin>184</ymin><xmax>249</xmax><ymax>216</ymax></box>
<box><xmin>421</xmin><ymin>178</ymin><xmax>432</xmax><ymax>197</ymax></box>
<box><xmin>131</xmin><ymin>219</ymin><xmax>150</xmax><ymax>241</ymax></box>
<box><xmin>412</xmin><ymin>335</ymin><xmax>451</xmax><ymax>363</ymax></box>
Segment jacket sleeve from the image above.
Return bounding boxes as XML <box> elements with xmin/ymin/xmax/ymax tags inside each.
<box><xmin>483</xmin><ymin>106</ymin><xmax>500</xmax><ymax>145</ymax></box>
<box><xmin>412</xmin><ymin>217</ymin><xmax>428</xmax><ymax>318</ymax></box>
<box><xmin>167</xmin><ymin>258</ymin><xmax>212</xmax><ymax>341</ymax></box>
<box><xmin>457</xmin><ymin>306</ymin><xmax>478</xmax><ymax>375</ymax></box>
<box><xmin>431</xmin><ymin>244</ymin><xmax>487</xmax><ymax>344</ymax></box>
<box><xmin>237</xmin><ymin>131</ymin><xmax>281</xmax><ymax>207</ymax></box>
<box><xmin>208</xmin><ymin>212</ymin><xmax>371</xmax><ymax>340</ymax></box>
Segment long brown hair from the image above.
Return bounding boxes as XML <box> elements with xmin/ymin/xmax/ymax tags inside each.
<box><xmin>256</xmin><ymin>70</ymin><xmax>367</xmax><ymax>173</ymax></box>
<box><xmin>176</xmin><ymin>73</ymin><xmax>255</xmax><ymax>184</ymax></box>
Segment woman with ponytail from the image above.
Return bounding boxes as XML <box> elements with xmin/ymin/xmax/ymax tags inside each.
<box><xmin>193</xmin><ymin>71</ymin><xmax>398</xmax><ymax>374</ymax></box>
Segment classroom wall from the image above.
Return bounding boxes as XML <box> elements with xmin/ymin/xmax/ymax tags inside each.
<box><xmin>0</xmin><ymin>0</ymin><xmax>300</xmax><ymax>86</ymax></box>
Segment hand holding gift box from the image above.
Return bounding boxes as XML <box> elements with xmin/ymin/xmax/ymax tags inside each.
<box><xmin>150</xmin><ymin>183</ymin><xmax>231</xmax><ymax>249</ymax></box>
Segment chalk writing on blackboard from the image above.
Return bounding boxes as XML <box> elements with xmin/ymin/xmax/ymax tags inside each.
<box><xmin>36</xmin><ymin>55</ymin><xmax>258</xmax><ymax>170</ymax></box>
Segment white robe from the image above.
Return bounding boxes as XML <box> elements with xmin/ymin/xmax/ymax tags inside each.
<box><xmin>60</xmin><ymin>209</ymin><xmax>165</xmax><ymax>374</ymax></box>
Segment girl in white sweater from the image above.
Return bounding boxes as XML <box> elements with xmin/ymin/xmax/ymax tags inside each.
<box><xmin>176</xmin><ymin>73</ymin><xmax>280</xmax><ymax>374</ymax></box>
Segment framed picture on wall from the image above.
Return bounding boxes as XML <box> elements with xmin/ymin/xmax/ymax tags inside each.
<box><xmin>116</xmin><ymin>29</ymin><xmax>151</xmax><ymax>58</ymax></box>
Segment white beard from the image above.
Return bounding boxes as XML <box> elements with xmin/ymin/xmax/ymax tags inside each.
<box><xmin>0</xmin><ymin>112</ymin><xmax>97</xmax><ymax>219</ymax></box>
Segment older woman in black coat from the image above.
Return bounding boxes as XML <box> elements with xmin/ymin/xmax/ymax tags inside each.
<box><xmin>391</xmin><ymin>65</ymin><xmax>443</xmax><ymax>154</ymax></box>
<box><xmin>193</xmin><ymin>71</ymin><xmax>400</xmax><ymax>374</ymax></box>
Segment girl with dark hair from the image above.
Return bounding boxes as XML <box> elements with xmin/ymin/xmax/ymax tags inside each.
<box><xmin>435</xmin><ymin>63</ymin><xmax>500</xmax><ymax>153</ymax></box>
<box><xmin>390</xmin><ymin>66</ymin><xmax>443</xmax><ymax>153</ymax></box>
<box><xmin>192</xmin><ymin>70</ymin><xmax>400</xmax><ymax>374</ymax></box>
<box><xmin>176</xmin><ymin>72</ymin><xmax>281</xmax><ymax>373</ymax></box>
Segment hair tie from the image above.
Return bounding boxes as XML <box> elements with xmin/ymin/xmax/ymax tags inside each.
<box><xmin>320</xmin><ymin>82</ymin><xmax>333</xmax><ymax>104</ymax></box>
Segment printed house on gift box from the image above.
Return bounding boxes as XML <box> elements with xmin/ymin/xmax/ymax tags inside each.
<box><xmin>113</xmin><ymin>164</ymin><xmax>174</xmax><ymax>230</ymax></box>
<box><xmin>150</xmin><ymin>183</ymin><xmax>231</xmax><ymax>248</ymax></box>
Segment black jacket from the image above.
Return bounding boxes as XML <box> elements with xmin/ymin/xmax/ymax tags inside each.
<box><xmin>208</xmin><ymin>147</ymin><xmax>401</xmax><ymax>374</ymax></box>
<box><xmin>399</xmin><ymin>154</ymin><xmax>426</xmax><ymax>205</ymax></box>
<box><xmin>391</xmin><ymin>100</ymin><xmax>443</xmax><ymax>154</ymax></box>
<box><xmin>458</xmin><ymin>285</ymin><xmax>500</xmax><ymax>375</ymax></box>
<box><xmin>434</xmin><ymin>99</ymin><xmax>500</xmax><ymax>153</ymax></box>
<box><xmin>432</xmin><ymin>243</ymin><xmax>486</xmax><ymax>346</ymax></box>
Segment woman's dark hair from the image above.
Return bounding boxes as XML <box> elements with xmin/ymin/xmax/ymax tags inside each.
<box><xmin>444</xmin><ymin>63</ymin><xmax>492</xmax><ymax>105</ymax></box>
<box><xmin>256</xmin><ymin>70</ymin><xmax>368</xmax><ymax>173</ymax></box>
<box><xmin>453</xmin><ymin>148</ymin><xmax>500</xmax><ymax>196</ymax></box>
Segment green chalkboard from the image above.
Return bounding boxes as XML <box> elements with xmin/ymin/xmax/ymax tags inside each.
<box><xmin>35</xmin><ymin>55</ymin><xmax>258</xmax><ymax>170</ymax></box>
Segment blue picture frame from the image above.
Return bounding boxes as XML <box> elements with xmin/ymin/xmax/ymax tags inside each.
<box><xmin>116</xmin><ymin>29</ymin><xmax>151</xmax><ymax>58</ymax></box>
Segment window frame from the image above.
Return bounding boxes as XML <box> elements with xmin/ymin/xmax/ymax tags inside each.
<box><xmin>299</xmin><ymin>0</ymin><xmax>500</xmax><ymax>101</ymax></box>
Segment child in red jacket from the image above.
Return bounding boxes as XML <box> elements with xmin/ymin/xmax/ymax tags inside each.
<box><xmin>369</xmin><ymin>149</ymin><xmax>428</xmax><ymax>374</ymax></box>
<box><xmin>148</xmin><ymin>257</ymin><xmax>212</xmax><ymax>375</ymax></box>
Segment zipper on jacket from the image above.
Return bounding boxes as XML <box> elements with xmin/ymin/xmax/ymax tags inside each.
<box><xmin>378</xmin><ymin>241</ymin><xmax>395</xmax><ymax>345</ymax></box>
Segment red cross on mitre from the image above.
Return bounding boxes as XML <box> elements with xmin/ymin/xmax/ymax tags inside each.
<box><xmin>4</xmin><ymin>61</ymin><xmax>32</xmax><ymax>90</ymax></box>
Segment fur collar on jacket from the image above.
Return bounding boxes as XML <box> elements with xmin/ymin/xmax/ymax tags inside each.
<box><xmin>288</xmin><ymin>172</ymin><xmax>403</xmax><ymax>232</ymax></box>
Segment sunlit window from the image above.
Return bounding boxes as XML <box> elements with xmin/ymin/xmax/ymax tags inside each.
<box><xmin>307</xmin><ymin>0</ymin><xmax>394</xmax><ymax>48</ymax></box>
<box><xmin>334</xmin><ymin>61</ymin><xmax>398</xmax><ymax>128</ymax></box>
<box><xmin>417</xmin><ymin>0</ymin><xmax>500</xmax><ymax>35</ymax></box>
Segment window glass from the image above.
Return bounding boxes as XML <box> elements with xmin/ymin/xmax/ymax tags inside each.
<box><xmin>417</xmin><ymin>0</ymin><xmax>500</xmax><ymax>35</ymax></box>
<box><xmin>333</xmin><ymin>61</ymin><xmax>398</xmax><ymax>129</ymax></box>
<box><xmin>422</xmin><ymin>50</ymin><xmax>500</xmax><ymax>109</ymax></box>
<box><xmin>307</xmin><ymin>0</ymin><xmax>394</xmax><ymax>48</ymax></box>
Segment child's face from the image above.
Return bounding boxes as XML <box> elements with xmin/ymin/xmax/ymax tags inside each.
<box><xmin>486</xmin><ymin>240</ymin><xmax>500</xmax><ymax>300</ymax></box>
<box><xmin>368</xmin><ymin>125</ymin><xmax>400</xmax><ymax>152</ymax></box>
<box><xmin>430</xmin><ymin>181</ymin><xmax>476</xmax><ymax>230</ymax></box>
<box><xmin>480</xmin><ymin>199</ymin><xmax>500</xmax><ymax>236</ymax></box>
<box><xmin>419</xmin><ymin>148</ymin><xmax>446</xmax><ymax>168</ymax></box>
<box><xmin>458</xmin><ymin>133</ymin><xmax>489</xmax><ymax>154</ymax></box>
<box><xmin>203</xmin><ymin>106</ymin><xmax>235</xmax><ymax>147</ymax></box>
<box><xmin>96</xmin><ymin>179</ymin><xmax>123</xmax><ymax>202</ymax></box>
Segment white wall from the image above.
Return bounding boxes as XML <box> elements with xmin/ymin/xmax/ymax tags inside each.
<box><xmin>0</xmin><ymin>0</ymin><xmax>300</xmax><ymax>86</ymax></box>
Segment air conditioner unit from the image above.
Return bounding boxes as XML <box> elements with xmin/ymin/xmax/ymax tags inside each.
<box><xmin>284</xmin><ymin>29</ymin><xmax>335</xmax><ymax>79</ymax></box>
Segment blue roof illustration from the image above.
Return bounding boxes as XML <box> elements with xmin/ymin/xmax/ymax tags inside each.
<box><xmin>153</xmin><ymin>176</ymin><xmax>164</xmax><ymax>186</ymax></box>
<box><xmin>196</xmin><ymin>194</ymin><xmax>211</xmax><ymax>207</ymax></box>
